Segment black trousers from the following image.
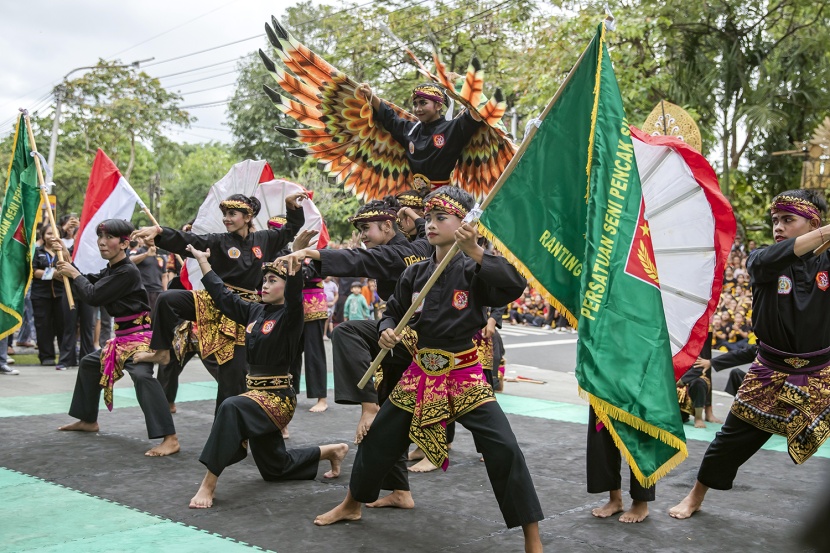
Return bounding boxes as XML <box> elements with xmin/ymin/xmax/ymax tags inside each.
<box><xmin>688</xmin><ymin>378</ymin><xmax>710</xmax><ymax>409</ymax></box>
<box><xmin>587</xmin><ymin>407</ymin><xmax>656</xmax><ymax>501</ymax></box>
<box><xmin>61</xmin><ymin>298</ymin><xmax>95</xmax><ymax>366</ymax></box>
<box><xmin>199</xmin><ymin>394</ymin><xmax>321</xmax><ymax>480</ymax></box>
<box><xmin>331</xmin><ymin>319</ymin><xmax>412</xmax><ymax>405</ymax></box>
<box><xmin>157</xmin><ymin>350</ymin><xmax>198</xmax><ymax>404</ymax></box>
<box><xmin>697</xmin><ymin>412</ymin><xmax>772</xmax><ymax>490</ymax></box>
<box><xmin>150</xmin><ymin>290</ymin><xmax>248</xmax><ymax>413</ymax></box>
<box><xmin>350</xmin><ymin>400</ymin><xmax>543</xmax><ymax>528</ymax></box>
<box><xmin>68</xmin><ymin>350</ymin><xmax>175</xmax><ymax>439</ymax></box>
<box><xmin>725</xmin><ymin>369</ymin><xmax>747</xmax><ymax>396</ymax></box>
<box><xmin>289</xmin><ymin>319</ymin><xmax>328</xmax><ymax>399</ymax></box>
<box><xmin>32</xmin><ymin>297</ymin><xmax>70</xmax><ymax>364</ymax></box>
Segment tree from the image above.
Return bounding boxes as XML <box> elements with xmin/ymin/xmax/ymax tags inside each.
<box><xmin>160</xmin><ymin>143</ymin><xmax>236</xmax><ymax>230</ymax></box>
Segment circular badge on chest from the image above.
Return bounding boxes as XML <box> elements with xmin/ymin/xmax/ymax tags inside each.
<box><xmin>262</xmin><ymin>320</ymin><xmax>276</xmax><ymax>334</ymax></box>
<box><xmin>409</xmin><ymin>141</ymin><xmax>415</xmax><ymax>154</ymax></box>
<box><xmin>228</xmin><ymin>247</ymin><xmax>241</xmax><ymax>259</ymax></box>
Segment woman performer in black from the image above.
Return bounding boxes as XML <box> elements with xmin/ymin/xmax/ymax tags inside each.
<box><xmin>54</xmin><ymin>219</ymin><xmax>178</xmax><ymax>457</ymax></box>
<box><xmin>186</xmin><ymin>237</ymin><xmax>348</xmax><ymax>509</ymax></box>
<box><xmin>279</xmin><ymin>193</ymin><xmax>429</xmax><ymax>509</ymax></box>
<box><xmin>132</xmin><ymin>192</ymin><xmax>306</xmax><ymax>411</ymax></box>
<box><xmin>311</xmin><ymin>186</ymin><xmax>544</xmax><ymax>553</ymax></box>
<box><xmin>671</xmin><ymin>189</ymin><xmax>830</xmax><ymax>519</ymax></box>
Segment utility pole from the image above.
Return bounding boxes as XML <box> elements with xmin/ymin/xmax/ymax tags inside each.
<box><xmin>47</xmin><ymin>58</ymin><xmax>153</xmax><ymax>170</ymax></box>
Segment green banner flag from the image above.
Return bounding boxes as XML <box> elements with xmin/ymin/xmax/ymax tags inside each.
<box><xmin>0</xmin><ymin>115</ymin><xmax>41</xmax><ymax>340</ymax></box>
<box><xmin>479</xmin><ymin>23</ymin><xmax>686</xmax><ymax>486</ymax></box>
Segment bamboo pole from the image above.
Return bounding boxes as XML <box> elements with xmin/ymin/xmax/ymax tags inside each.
<box><xmin>22</xmin><ymin>112</ymin><xmax>75</xmax><ymax>309</ymax></box>
<box><xmin>356</xmin><ymin>34</ymin><xmax>597</xmax><ymax>390</ymax></box>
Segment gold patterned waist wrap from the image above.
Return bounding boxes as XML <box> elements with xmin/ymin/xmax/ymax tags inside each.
<box><xmin>389</xmin><ymin>346</ymin><xmax>494</xmax><ymax>471</ymax></box>
<box><xmin>731</xmin><ymin>342</ymin><xmax>830</xmax><ymax>464</ymax></box>
<box><xmin>242</xmin><ymin>374</ymin><xmax>296</xmax><ymax>430</ymax></box>
<box><xmin>193</xmin><ymin>284</ymin><xmax>260</xmax><ymax>365</ymax></box>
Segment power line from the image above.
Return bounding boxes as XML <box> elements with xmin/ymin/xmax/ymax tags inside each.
<box><xmin>164</xmin><ymin>69</ymin><xmax>239</xmax><ymax>88</ymax></box>
<box><xmin>176</xmin><ymin>82</ymin><xmax>237</xmax><ymax>95</ymax></box>
<box><xmin>154</xmin><ymin>55</ymin><xmax>251</xmax><ymax>79</ymax></box>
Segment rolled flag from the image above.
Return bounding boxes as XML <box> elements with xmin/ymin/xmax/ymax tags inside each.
<box><xmin>73</xmin><ymin>150</ymin><xmax>142</xmax><ymax>274</ymax></box>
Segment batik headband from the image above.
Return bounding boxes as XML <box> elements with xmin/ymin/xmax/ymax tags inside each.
<box><xmin>412</xmin><ymin>84</ymin><xmax>444</xmax><ymax>104</ymax></box>
<box><xmin>219</xmin><ymin>199</ymin><xmax>254</xmax><ymax>216</ymax></box>
<box><xmin>348</xmin><ymin>208</ymin><xmax>398</xmax><ymax>227</ymax></box>
<box><xmin>262</xmin><ymin>261</ymin><xmax>288</xmax><ymax>278</ymax></box>
<box><xmin>397</xmin><ymin>190</ymin><xmax>425</xmax><ymax>209</ymax></box>
<box><xmin>770</xmin><ymin>195</ymin><xmax>820</xmax><ymax>221</ymax></box>
<box><xmin>267</xmin><ymin>216</ymin><xmax>287</xmax><ymax>229</ymax></box>
<box><xmin>424</xmin><ymin>194</ymin><xmax>468</xmax><ymax>219</ymax></box>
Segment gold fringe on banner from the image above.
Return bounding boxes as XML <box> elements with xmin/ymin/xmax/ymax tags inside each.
<box><xmin>478</xmin><ymin>223</ymin><xmax>579</xmax><ymax>328</ymax></box>
<box><xmin>579</xmin><ymin>387</ymin><xmax>688</xmax><ymax>488</ymax></box>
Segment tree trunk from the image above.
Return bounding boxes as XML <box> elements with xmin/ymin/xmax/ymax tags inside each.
<box><xmin>125</xmin><ymin>133</ymin><xmax>136</xmax><ymax>180</ymax></box>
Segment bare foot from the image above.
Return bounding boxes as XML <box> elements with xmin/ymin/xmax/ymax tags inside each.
<box><xmin>281</xmin><ymin>425</ymin><xmax>290</xmax><ymax>439</ymax></box>
<box><xmin>619</xmin><ymin>500</ymin><xmax>649</xmax><ymax>523</ymax></box>
<box><xmin>704</xmin><ymin>407</ymin><xmax>722</xmax><ymax>423</ymax></box>
<box><xmin>58</xmin><ymin>420</ymin><xmax>99</xmax><ymax>432</ymax></box>
<box><xmin>189</xmin><ymin>471</ymin><xmax>218</xmax><ymax>509</ymax></box>
<box><xmin>408</xmin><ymin>458</ymin><xmax>440</xmax><ymax>473</ymax></box>
<box><xmin>169</xmin><ymin>402</ymin><xmax>177</xmax><ymax>414</ymax></box>
<box><xmin>354</xmin><ymin>402</ymin><xmax>379</xmax><ymax>444</ymax></box>
<box><xmin>669</xmin><ymin>482</ymin><xmax>708</xmax><ymax>519</ymax></box>
<box><xmin>366</xmin><ymin>490</ymin><xmax>415</xmax><ymax>509</ymax></box>
<box><xmin>314</xmin><ymin>493</ymin><xmax>362</xmax><ymax>526</ymax></box>
<box><xmin>321</xmin><ymin>443</ymin><xmax>349</xmax><ymax>478</ymax></box>
<box><xmin>694</xmin><ymin>419</ymin><xmax>706</xmax><ymax>428</ymax></box>
<box><xmin>310</xmin><ymin>398</ymin><xmax>328</xmax><ymax>413</ymax></box>
<box><xmin>145</xmin><ymin>435</ymin><xmax>180</xmax><ymax>457</ymax></box>
<box><xmin>408</xmin><ymin>446</ymin><xmax>425</xmax><ymax>461</ymax></box>
<box><xmin>592</xmin><ymin>498</ymin><xmax>624</xmax><ymax>518</ymax></box>
<box><xmin>133</xmin><ymin>349</ymin><xmax>170</xmax><ymax>365</ymax></box>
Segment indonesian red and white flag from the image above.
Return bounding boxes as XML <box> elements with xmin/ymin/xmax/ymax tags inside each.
<box><xmin>73</xmin><ymin>149</ymin><xmax>143</xmax><ymax>274</ymax></box>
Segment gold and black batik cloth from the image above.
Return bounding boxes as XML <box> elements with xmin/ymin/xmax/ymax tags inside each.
<box><xmin>242</xmin><ymin>374</ymin><xmax>296</xmax><ymax>430</ymax></box>
<box><xmin>389</xmin><ymin>346</ymin><xmax>494</xmax><ymax>470</ymax></box>
<box><xmin>730</xmin><ymin>342</ymin><xmax>830</xmax><ymax>464</ymax></box>
<box><xmin>193</xmin><ymin>285</ymin><xmax>260</xmax><ymax>365</ymax></box>
<box><xmin>375</xmin><ymin>326</ymin><xmax>417</xmax><ymax>390</ymax></box>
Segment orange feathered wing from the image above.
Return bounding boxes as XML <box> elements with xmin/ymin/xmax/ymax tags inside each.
<box><xmin>261</xmin><ymin>18</ymin><xmax>515</xmax><ymax>200</ymax></box>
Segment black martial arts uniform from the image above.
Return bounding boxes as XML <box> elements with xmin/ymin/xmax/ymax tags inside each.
<box><xmin>67</xmin><ymin>257</ymin><xmax>175</xmax><ymax>439</ymax></box>
<box><xmin>149</xmin><ymin>207</ymin><xmax>303</xmax><ymax>411</ymax></box>
<box><xmin>698</xmin><ymin>237</ymin><xmax>830</xmax><ymax>490</ymax></box>
<box><xmin>197</xmin><ymin>269</ymin><xmax>320</xmax><ymax>480</ymax></box>
<box><xmin>288</xmin><ymin>262</ymin><xmax>328</xmax><ymax>400</ymax></box>
<box><xmin>350</xmin><ymin>252</ymin><xmax>544</xmax><ymax>529</ymax></box>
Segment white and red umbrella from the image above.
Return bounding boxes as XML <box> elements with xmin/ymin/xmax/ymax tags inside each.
<box><xmin>631</xmin><ymin>127</ymin><xmax>736</xmax><ymax>380</ymax></box>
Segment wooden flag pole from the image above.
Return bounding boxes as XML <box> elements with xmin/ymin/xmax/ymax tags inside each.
<box><xmin>22</xmin><ymin>112</ymin><xmax>75</xmax><ymax>309</ymax></box>
<box><xmin>356</xmin><ymin>34</ymin><xmax>598</xmax><ymax>390</ymax></box>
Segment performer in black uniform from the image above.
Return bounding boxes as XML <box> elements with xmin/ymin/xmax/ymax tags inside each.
<box><xmin>280</xmin><ymin>196</ymin><xmax>429</xmax><ymax>509</ymax></box>
<box><xmin>313</xmin><ymin>187</ymin><xmax>544</xmax><ymax>553</ymax></box>
<box><xmin>132</xmin><ymin>192</ymin><xmax>306</xmax><ymax>412</ymax></box>
<box><xmin>186</xmin><ymin>243</ymin><xmax>348</xmax><ymax>509</ymax></box>
<box><xmin>54</xmin><ymin>219</ymin><xmax>179</xmax><ymax>457</ymax></box>
<box><xmin>671</xmin><ymin>189</ymin><xmax>830</xmax><ymax>519</ymax></box>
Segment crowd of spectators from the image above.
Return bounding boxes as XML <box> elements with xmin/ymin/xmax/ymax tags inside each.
<box><xmin>713</xmin><ymin>237</ymin><xmax>757</xmax><ymax>352</ymax></box>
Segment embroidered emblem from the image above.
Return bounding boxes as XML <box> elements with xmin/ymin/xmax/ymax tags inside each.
<box><xmin>452</xmin><ymin>290</ymin><xmax>469</xmax><ymax>310</ymax></box>
<box><xmin>784</xmin><ymin>357</ymin><xmax>809</xmax><ymax>369</ymax></box>
<box><xmin>412</xmin><ymin>174</ymin><xmax>428</xmax><ymax>191</ymax></box>
<box><xmin>228</xmin><ymin>247</ymin><xmax>241</xmax><ymax>259</ymax></box>
<box><xmin>777</xmin><ymin>275</ymin><xmax>792</xmax><ymax>295</ymax></box>
<box><xmin>252</xmin><ymin>246</ymin><xmax>263</xmax><ymax>259</ymax></box>
<box><xmin>246</xmin><ymin>322</ymin><xmax>255</xmax><ymax>333</ymax></box>
<box><xmin>433</xmin><ymin>133</ymin><xmax>446</xmax><ymax>148</ymax></box>
<box><xmin>262</xmin><ymin>320</ymin><xmax>275</xmax><ymax>334</ymax></box>
<box><xmin>420</xmin><ymin>352</ymin><xmax>449</xmax><ymax>373</ymax></box>
<box><xmin>818</xmin><ymin>271</ymin><xmax>829</xmax><ymax>291</ymax></box>
<box><xmin>411</xmin><ymin>292</ymin><xmax>424</xmax><ymax>314</ymax></box>
<box><xmin>409</xmin><ymin>141</ymin><xmax>415</xmax><ymax>154</ymax></box>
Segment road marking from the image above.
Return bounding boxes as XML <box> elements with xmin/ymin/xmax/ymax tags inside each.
<box><xmin>504</xmin><ymin>339</ymin><xmax>578</xmax><ymax>349</ymax></box>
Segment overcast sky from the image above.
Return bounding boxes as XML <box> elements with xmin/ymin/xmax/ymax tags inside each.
<box><xmin>0</xmin><ymin>0</ymin><xmax>321</xmax><ymax>145</ymax></box>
